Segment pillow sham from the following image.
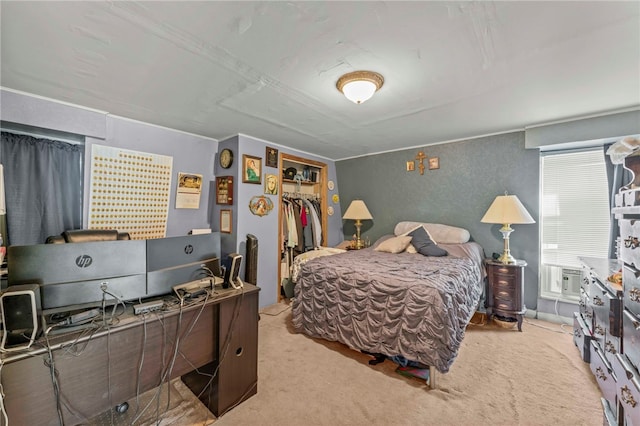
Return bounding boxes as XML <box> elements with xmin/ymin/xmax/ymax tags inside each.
<box><xmin>394</xmin><ymin>221</ymin><xmax>470</xmax><ymax>244</ymax></box>
<box><xmin>374</xmin><ymin>235</ymin><xmax>412</xmax><ymax>254</ymax></box>
<box><xmin>402</xmin><ymin>224</ymin><xmax>438</xmax><ymax>254</ymax></box>
<box><xmin>408</xmin><ymin>226</ymin><xmax>448</xmax><ymax>257</ymax></box>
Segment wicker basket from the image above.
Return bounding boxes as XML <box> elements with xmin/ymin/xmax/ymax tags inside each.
<box><xmin>493</xmin><ymin>316</ymin><xmax>518</xmax><ymax>329</ymax></box>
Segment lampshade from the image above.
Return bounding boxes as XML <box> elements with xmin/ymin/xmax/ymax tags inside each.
<box><xmin>481</xmin><ymin>194</ymin><xmax>535</xmax><ymax>225</ymax></box>
<box><xmin>0</xmin><ymin>164</ymin><xmax>5</xmax><ymax>215</ymax></box>
<box><xmin>481</xmin><ymin>193</ymin><xmax>534</xmax><ymax>264</ymax></box>
<box><xmin>336</xmin><ymin>71</ymin><xmax>384</xmax><ymax>104</ymax></box>
<box><xmin>343</xmin><ymin>200</ymin><xmax>373</xmax><ymax>220</ymax></box>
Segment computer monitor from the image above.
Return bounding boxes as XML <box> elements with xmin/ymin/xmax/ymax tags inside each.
<box><xmin>223</xmin><ymin>253</ymin><xmax>243</xmax><ymax>289</ymax></box>
<box><xmin>8</xmin><ymin>240</ymin><xmax>147</xmax><ymax>313</ymax></box>
<box><xmin>146</xmin><ymin>233</ymin><xmax>221</xmax><ymax>297</ymax></box>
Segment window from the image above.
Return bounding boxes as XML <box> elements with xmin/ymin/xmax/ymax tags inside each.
<box><xmin>0</xmin><ymin>131</ymin><xmax>84</xmax><ymax>246</ymax></box>
<box><xmin>540</xmin><ymin>149</ymin><xmax>610</xmax><ymax>300</ymax></box>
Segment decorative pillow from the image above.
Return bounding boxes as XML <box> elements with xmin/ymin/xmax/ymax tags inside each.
<box><xmin>374</xmin><ymin>235</ymin><xmax>412</xmax><ymax>254</ymax></box>
<box><xmin>399</xmin><ymin>224</ymin><xmax>438</xmax><ymax>250</ymax></box>
<box><xmin>371</xmin><ymin>234</ymin><xmax>394</xmax><ymax>250</ymax></box>
<box><xmin>399</xmin><ymin>224</ymin><xmax>436</xmax><ymax>253</ymax></box>
<box><xmin>394</xmin><ymin>221</ymin><xmax>470</xmax><ymax>244</ymax></box>
<box><xmin>408</xmin><ymin>226</ymin><xmax>448</xmax><ymax>257</ymax></box>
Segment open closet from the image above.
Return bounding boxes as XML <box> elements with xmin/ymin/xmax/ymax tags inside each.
<box><xmin>278</xmin><ymin>153</ymin><xmax>327</xmax><ymax>301</ymax></box>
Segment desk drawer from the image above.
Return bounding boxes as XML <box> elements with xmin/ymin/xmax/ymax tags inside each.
<box><xmin>623</xmin><ymin>265</ymin><xmax>640</xmax><ymax>318</ymax></box>
<box><xmin>603</xmin><ymin>332</ymin><xmax>621</xmax><ymax>367</ymax></box>
<box><xmin>590</xmin><ymin>341</ymin><xmax>617</xmax><ymax>408</ymax></box>
<box><xmin>620</xmin><ymin>219</ymin><xmax>640</xmax><ymax>270</ymax></box>
<box><xmin>623</xmin><ymin>308</ymin><xmax>640</xmax><ymax>371</ymax></box>
<box><xmin>623</xmin><ymin>188</ymin><xmax>640</xmax><ymax>208</ymax></box>
<box><xmin>601</xmin><ymin>397</ymin><xmax>618</xmax><ymax>426</ymax></box>
<box><xmin>579</xmin><ymin>289</ymin><xmax>594</xmax><ymax>334</ymax></box>
<box><xmin>581</xmin><ymin>266</ymin><xmax>592</xmax><ymax>293</ymax></box>
<box><xmin>573</xmin><ymin>312</ymin><xmax>592</xmax><ymax>363</ymax></box>
<box><xmin>613</xmin><ymin>353</ymin><xmax>640</xmax><ymax>426</ymax></box>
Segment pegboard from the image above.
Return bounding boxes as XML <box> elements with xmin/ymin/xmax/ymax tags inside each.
<box><xmin>88</xmin><ymin>144</ymin><xmax>173</xmax><ymax>239</ymax></box>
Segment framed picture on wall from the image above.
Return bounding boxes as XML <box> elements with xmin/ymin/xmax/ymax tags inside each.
<box><xmin>266</xmin><ymin>146</ymin><xmax>278</xmax><ymax>168</ymax></box>
<box><xmin>429</xmin><ymin>157</ymin><xmax>440</xmax><ymax>170</ymax></box>
<box><xmin>216</xmin><ymin>176</ymin><xmax>234</xmax><ymax>205</ymax></box>
<box><xmin>264</xmin><ymin>174</ymin><xmax>278</xmax><ymax>195</ymax></box>
<box><xmin>220</xmin><ymin>209</ymin><xmax>232</xmax><ymax>233</ymax></box>
<box><xmin>242</xmin><ymin>154</ymin><xmax>262</xmax><ymax>184</ymax></box>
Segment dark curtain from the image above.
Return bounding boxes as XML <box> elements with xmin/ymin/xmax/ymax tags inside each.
<box><xmin>603</xmin><ymin>143</ymin><xmax>630</xmax><ymax>259</ymax></box>
<box><xmin>0</xmin><ymin>132</ymin><xmax>83</xmax><ymax>246</ymax></box>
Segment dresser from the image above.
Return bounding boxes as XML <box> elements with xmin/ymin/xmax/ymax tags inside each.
<box><xmin>485</xmin><ymin>259</ymin><xmax>527</xmax><ymax>331</ymax></box>
<box><xmin>573</xmin><ymin>141</ymin><xmax>640</xmax><ymax>425</ymax></box>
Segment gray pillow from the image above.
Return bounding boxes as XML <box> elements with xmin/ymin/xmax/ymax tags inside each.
<box><xmin>409</xmin><ymin>226</ymin><xmax>448</xmax><ymax>257</ymax></box>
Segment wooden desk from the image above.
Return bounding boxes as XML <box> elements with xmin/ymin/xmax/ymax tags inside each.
<box><xmin>1</xmin><ymin>284</ymin><xmax>259</xmax><ymax>425</ymax></box>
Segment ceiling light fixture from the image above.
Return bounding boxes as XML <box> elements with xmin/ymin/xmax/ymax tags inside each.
<box><xmin>336</xmin><ymin>71</ymin><xmax>384</xmax><ymax>104</ymax></box>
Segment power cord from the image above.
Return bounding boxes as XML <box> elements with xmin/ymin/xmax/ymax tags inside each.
<box><xmin>523</xmin><ymin>302</ymin><xmax>574</xmax><ymax>335</ymax></box>
<box><xmin>0</xmin><ymin>360</ymin><xmax>8</xmax><ymax>426</ymax></box>
<box><xmin>43</xmin><ymin>327</ymin><xmax>66</xmax><ymax>426</ymax></box>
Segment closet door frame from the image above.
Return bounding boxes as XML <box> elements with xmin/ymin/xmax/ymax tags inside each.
<box><xmin>278</xmin><ymin>153</ymin><xmax>327</xmax><ymax>302</ymax></box>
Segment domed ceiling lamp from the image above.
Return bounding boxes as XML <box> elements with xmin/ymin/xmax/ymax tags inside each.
<box><xmin>336</xmin><ymin>71</ymin><xmax>384</xmax><ymax>104</ymax></box>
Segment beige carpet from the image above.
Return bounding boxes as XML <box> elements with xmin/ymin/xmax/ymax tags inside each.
<box><xmin>93</xmin><ymin>304</ymin><xmax>602</xmax><ymax>425</ymax></box>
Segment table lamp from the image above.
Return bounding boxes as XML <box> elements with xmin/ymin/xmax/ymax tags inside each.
<box><xmin>343</xmin><ymin>199</ymin><xmax>373</xmax><ymax>249</ymax></box>
<box><xmin>481</xmin><ymin>193</ymin><xmax>535</xmax><ymax>264</ymax></box>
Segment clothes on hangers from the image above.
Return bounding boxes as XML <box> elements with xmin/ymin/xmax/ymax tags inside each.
<box><xmin>281</xmin><ymin>193</ymin><xmax>323</xmax><ymax>255</ymax></box>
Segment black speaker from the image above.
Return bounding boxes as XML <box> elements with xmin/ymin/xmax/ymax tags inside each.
<box><xmin>245</xmin><ymin>234</ymin><xmax>258</xmax><ymax>285</ymax></box>
<box><xmin>1</xmin><ymin>284</ymin><xmax>41</xmax><ymax>351</ymax></box>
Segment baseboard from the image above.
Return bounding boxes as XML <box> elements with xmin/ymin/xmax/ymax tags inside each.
<box><xmin>525</xmin><ymin>309</ymin><xmax>572</xmax><ymax>325</ymax></box>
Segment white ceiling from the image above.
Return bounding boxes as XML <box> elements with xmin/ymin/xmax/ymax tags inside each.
<box><xmin>1</xmin><ymin>1</ymin><xmax>638</xmax><ymax>160</ymax></box>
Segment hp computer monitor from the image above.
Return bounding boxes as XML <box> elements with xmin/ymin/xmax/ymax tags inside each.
<box><xmin>146</xmin><ymin>233</ymin><xmax>221</xmax><ymax>297</ymax></box>
<box><xmin>8</xmin><ymin>240</ymin><xmax>147</xmax><ymax>312</ymax></box>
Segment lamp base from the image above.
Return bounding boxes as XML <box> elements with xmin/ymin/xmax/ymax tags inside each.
<box><xmin>498</xmin><ymin>224</ymin><xmax>516</xmax><ymax>264</ymax></box>
<box><xmin>497</xmin><ymin>251</ymin><xmax>516</xmax><ymax>264</ymax></box>
<box><xmin>353</xmin><ymin>238</ymin><xmax>366</xmax><ymax>250</ymax></box>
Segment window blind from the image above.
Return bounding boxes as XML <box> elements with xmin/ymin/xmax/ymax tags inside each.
<box><xmin>541</xmin><ymin>149</ymin><xmax>610</xmax><ymax>268</ymax></box>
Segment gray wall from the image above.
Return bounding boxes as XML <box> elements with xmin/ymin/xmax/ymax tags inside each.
<box><xmin>336</xmin><ymin>132</ymin><xmax>541</xmax><ymax>310</ymax></box>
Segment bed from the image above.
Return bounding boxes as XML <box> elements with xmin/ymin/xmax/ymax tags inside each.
<box><xmin>291</xmin><ymin>222</ymin><xmax>486</xmax><ymax>388</ymax></box>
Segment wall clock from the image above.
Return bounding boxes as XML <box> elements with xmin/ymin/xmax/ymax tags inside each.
<box><xmin>219</xmin><ymin>148</ymin><xmax>234</xmax><ymax>169</ymax></box>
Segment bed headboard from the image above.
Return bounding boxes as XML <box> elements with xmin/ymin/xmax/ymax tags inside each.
<box><xmin>394</xmin><ymin>221</ymin><xmax>470</xmax><ymax>244</ymax></box>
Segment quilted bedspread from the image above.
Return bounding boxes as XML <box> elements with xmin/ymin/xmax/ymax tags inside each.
<box><xmin>291</xmin><ymin>242</ymin><xmax>485</xmax><ymax>373</ymax></box>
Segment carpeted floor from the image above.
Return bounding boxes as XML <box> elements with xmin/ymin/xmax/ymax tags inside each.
<box><xmin>92</xmin><ymin>303</ymin><xmax>602</xmax><ymax>425</ymax></box>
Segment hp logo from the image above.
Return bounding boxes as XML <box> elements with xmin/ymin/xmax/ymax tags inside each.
<box><xmin>184</xmin><ymin>245</ymin><xmax>194</xmax><ymax>255</ymax></box>
<box><xmin>76</xmin><ymin>255</ymin><xmax>93</xmax><ymax>268</ymax></box>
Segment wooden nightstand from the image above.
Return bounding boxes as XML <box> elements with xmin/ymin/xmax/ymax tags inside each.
<box><xmin>484</xmin><ymin>259</ymin><xmax>527</xmax><ymax>331</ymax></box>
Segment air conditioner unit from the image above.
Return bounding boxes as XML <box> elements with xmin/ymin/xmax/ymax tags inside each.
<box><xmin>561</xmin><ymin>268</ymin><xmax>581</xmax><ymax>297</ymax></box>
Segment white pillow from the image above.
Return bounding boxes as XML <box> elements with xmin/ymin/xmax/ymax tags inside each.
<box><xmin>374</xmin><ymin>235</ymin><xmax>412</xmax><ymax>254</ymax></box>
<box><xmin>394</xmin><ymin>221</ymin><xmax>470</xmax><ymax>244</ymax></box>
